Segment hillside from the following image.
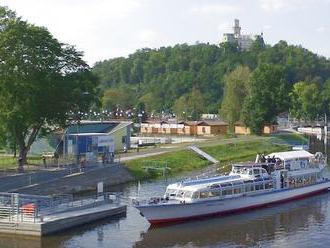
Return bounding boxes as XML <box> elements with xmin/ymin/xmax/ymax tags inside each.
<box><xmin>92</xmin><ymin>40</ymin><xmax>330</xmax><ymax>119</ymax></box>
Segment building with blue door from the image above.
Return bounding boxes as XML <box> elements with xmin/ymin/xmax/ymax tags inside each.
<box><xmin>63</xmin><ymin>121</ymin><xmax>131</xmax><ymax>158</ymax></box>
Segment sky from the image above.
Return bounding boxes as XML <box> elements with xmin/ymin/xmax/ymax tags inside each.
<box><xmin>1</xmin><ymin>0</ymin><xmax>330</xmax><ymax>66</ymax></box>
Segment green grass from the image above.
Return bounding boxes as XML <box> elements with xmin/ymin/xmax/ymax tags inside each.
<box><xmin>126</xmin><ymin>150</ymin><xmax>209</xmax><ymax>180</ymax></box>
<box><xmin>126</xmin><ymin>140</ymin><xmax>289</xmax><ymax>180</ymax></box>
<box><xmin>0</xmin><ymin>155</ymin><xmax>43</xmax><ymax>169</ymax></box>
<box><xmin>203</xmin><ymin>140</ymin><xmax>289</xmax><ymax>172</ymax></box>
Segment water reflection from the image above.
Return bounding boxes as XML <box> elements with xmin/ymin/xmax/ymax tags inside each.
<box><xmin>134</xmin><ymin>193</ymin><xmax>329</xmax><ymax>248</ymax></box>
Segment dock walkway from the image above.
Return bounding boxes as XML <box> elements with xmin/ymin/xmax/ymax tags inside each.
<box><xmin>0</xmin><ymin>192</ymin><xmax>126</xmax><ymax>236</ymax></box>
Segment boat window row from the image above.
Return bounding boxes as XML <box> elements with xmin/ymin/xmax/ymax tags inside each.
<box><xmin>288</xmin><ymin>173</ymin><xmax>319</xmax><ymax>188</ymax></box>
<box><xmin>188</xmin><ymin>179</ymin><xmax>274</xmax><ymax>199</ymax></box>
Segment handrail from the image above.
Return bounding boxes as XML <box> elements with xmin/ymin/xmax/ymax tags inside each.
<box><xmin>0</xmin><ymin>192</ymin><xmax>122</xmax><ymax>223</ymax></box>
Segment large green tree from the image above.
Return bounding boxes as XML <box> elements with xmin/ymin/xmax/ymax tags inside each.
<box><xmin>173</xmin><ymin>87</ymin><xmax>206</xmax><ymax>120</ymax></box>
<box><xmin>321</xmin><ymin>79</ymin><xmax>330</xmax><ymax>116</ymax></box>
<box><xmin>290</xmin><ymin>81</ymin><xmax>322</xmax><ymax>120</ymax></box>
<box><xmin>0</xmin><ymin>7</ymin><xmax>99</xmax><ymax>169</ymax></box>
<box><xmin>242</xmin><ymin>63</ymin><xmax>288</xmax><ymax>134</ymax></box>
<box><xmin>221</xmin><ymin>66</ymin><xmax>251</xmax><ymax>128</ymax></box>
<box><xmin>102</xmin><ymin>84</ymin><xmax>136</xmax><ymax>111</ymax></box>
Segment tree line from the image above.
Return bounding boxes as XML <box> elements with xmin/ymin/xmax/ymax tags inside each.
<box><xmin>93</xmin><ymin>39</ymin><xmax>330</xmax><ymax>133</ymax></box>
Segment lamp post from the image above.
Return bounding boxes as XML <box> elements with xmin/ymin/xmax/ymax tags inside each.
<box><xmin>75</xmin><ymin>111</ymin><xmax>81</xmax><ymax>165</ymax></box>
<box><xmin>138</xmin><ymin>113</ymin><xmax>143</xmax><ymax>136</ymax></box>
<box><xmin>74</xmin><ymin>91</ymin><xmax>90</xmax><ymax>165</ymax></box>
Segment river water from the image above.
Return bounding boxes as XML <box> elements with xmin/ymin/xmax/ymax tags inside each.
<box><xmin>2</xmin><ymin>136</ymin><xmax>330</xmax><ymax>248</ymax></box>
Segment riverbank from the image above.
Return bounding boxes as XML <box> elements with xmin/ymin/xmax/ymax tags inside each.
<box><xmin>126</xmin><ymin>139</ymin><xmax>290</xmax><ymax>180</ymax></box>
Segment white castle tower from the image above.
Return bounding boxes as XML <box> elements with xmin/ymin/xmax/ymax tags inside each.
<box><xmin>233</xmin><ymin>19</ymin><xmax>241</xmax><ymax>39</ymax></box>
<box><xmin>222</xmin><ymin>19</ymin><xmax>260</xmax><ymax>51</ymax></box>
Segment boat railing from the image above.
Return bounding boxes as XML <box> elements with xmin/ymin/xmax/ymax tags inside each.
<box><xmin>132</xmin><ymin>196</ymin><xmax>170</xmax><ymax>206</ymax></box>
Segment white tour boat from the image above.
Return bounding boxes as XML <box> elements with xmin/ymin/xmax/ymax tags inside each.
<box><xmin>133</xmin><ymin>150</ymin><xmax>330</xmax><ymax>225</ymax></box>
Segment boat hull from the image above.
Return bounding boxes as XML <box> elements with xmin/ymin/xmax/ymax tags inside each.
<box><xmin>136</xmin><ymin>181</ymin><xmax>330</xmax><ymax>225</ymax></box>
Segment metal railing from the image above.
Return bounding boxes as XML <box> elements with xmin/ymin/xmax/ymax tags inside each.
<box><xmin>0</xmin><ymin>192</ymin><xmax>122</xmax><ymax>224</ymax></box>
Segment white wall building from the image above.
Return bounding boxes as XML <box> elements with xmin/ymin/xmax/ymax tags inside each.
<box><xmin>222</xmin><ymin>19</ymin><xmax>262</xmax><ymax>51</ymax></box>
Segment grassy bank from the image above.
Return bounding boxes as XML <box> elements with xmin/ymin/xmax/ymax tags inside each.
<box><xmin>0</xmin><ymin>155</ymin><xmax>43</xmax><ymax>169</ymax></box>
<box><xmin>126</xmin><ymin>140</ymin><xmax>289</xmax><ymax>180</ymax></box>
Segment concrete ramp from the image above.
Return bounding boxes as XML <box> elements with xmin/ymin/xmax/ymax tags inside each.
<box><xmin>188</xmin><ymin>145</ymin><xmax>219</xmax><ymax>164</ymax></box>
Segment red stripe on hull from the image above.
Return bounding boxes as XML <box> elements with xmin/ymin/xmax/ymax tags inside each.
<box><xmin>149</xmin><ymin>188</ymin><xmax>329</xmax><ymax>225</ymax></box>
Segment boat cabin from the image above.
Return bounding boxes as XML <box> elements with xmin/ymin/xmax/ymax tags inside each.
<box><xmin>164</xmin><ymin>168</ymin><xmax>274</xmax><ymax>203</ymax></box>
<box><xmin>162</xmin><ymin>150</ymin><xmax>326</xmax><ymax>204</ymax></box>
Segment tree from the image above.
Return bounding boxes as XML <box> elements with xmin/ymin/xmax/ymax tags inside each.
<box><xmin>173</xmin><ymin>87</ymin><xmax>206</xmax><ymax>120</ymax></box>
<box><xmin>242</xmin><ymin>64</ymin><xmax>288</xmax><ymax>134</ymax></box>
<box><xmin>221</xmin><ymin>66</ymin><xmax>251</xmax><ymax>128</ymax></box>
<box><xmin>290</xmin><ymin>81</ymin><xmax>322</xmax><ymax>120</ymax></box>
<box><xmin>102</xmin><ymin>84</ymin><xmax>136</xmax><ymax>111</ymax></box>
<box><xmin>321</xmin><ymin>79</ymin><xmax>330</xmax><ymax>116</ymax></box>
<box><xmin>0</xmin><ymin>7</ymin><xmax>99</xmax><ymax>170</ymax></box>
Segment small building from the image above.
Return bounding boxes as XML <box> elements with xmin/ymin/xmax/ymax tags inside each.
<box><xmin>141</xmin><ymin>121</ymin><xmax>185</xmax><ymax>135</ymax></box>
<box><xmin>263</xmin><ymin>124</ymin><xmax>278</xmax><ymax>134</ymax></box>
<box><xmin>64</xmin><ymin>120</ymin><xmax>132</xmax><ymax>157</ymax></box>
<box><xmin>178</xmin><ymin>120</ymin><xmax>229</xmax><ymax>136</ymax></box>
<box><xmin>234</xmin><ymin>122</ymin><xmax>251</xmax><ymax>135</ymax></box>
<box><xmin>234</xmin><ymin>122</ymin><xmax>277</xmax><ymax>135</ymax></box>
<box><xmin>196</xmin><ymin>121</ymin><xmax>228</xmax><ymax>136</ymax></box>
<box><xmin>140</xmin><ymin>120</ymin><xmax>228</xmax><ymax>136</ymax></box>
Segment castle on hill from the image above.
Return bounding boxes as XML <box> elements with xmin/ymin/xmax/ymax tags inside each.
<box><xmin>222</xmin><ymin>19</ymin><xmax>263</xmax><ymax>51</ymax></box>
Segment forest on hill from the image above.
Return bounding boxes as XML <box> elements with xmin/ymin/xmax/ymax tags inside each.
<box><xmin>92</xmin><ymin>39</ymin><xmax>330</xmax><ymax>133</ymax></box>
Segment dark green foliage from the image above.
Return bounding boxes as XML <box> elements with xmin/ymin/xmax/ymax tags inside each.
<box><xmin>221</xmin><ymin>66</ymin><xmax>251</xmax><ymax>128</ymax></box>
<box><xmin>290</xmin><ymin>81</ymin><xmax>322</xmax><ymax>120</ymax></box>
<box><xmin>242</xmin><ymin>64</ymin><xmax>288</xmax><ymax>134</ymax></box>
<box><xmin>93</xmin><ymin>39</ymin><xmax>330</xmax><ymax>119</ymax></box>
<box><xmin>0</xmin><ymin>6</ymin><xmax>99</xmax><ymax>167</ymax></box>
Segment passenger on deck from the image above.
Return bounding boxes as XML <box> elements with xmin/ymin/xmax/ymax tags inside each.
<box><xmin>260</xmin><ymin>154</ymin><xmax>266</xmax><ymax>163</ymax></box>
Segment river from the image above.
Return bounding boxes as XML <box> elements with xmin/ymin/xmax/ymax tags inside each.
<box><xmin>2</xmin><ymin>136</ymin><xmax>330</xmax><ymax>248</ymax></box>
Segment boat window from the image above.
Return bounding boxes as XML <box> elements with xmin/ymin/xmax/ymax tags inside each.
<box><xmin>200</xmin><ymin>191</ymin><xmax>209</xmax><ymax>199</ymax></box>
<box><xmin>184</xmin><ymin>191</ymin><xmax>193</xmax><ymax>198</ymax></box>
<box><xmin>220</xmin><ymin>183</ymin><xmax>232</xmax><ymax>187</ymax></box>
<box><xmin>210</xmin><ymin>184</ymin><xmax>220</xmax><ymax>189</ymax></box>
<box><xmin>255</xmin><ymin>183</ymin><xmax>264</xmax><ymax>191</ymax></box>
<box><xmin>165</xmin><ymin>189</ymin><xmax>177</xmax><ymax>197</ymax></box>
<box><xmin>209</xmin><ymin>190</ymin><xmax>221</xmax><ymax>197</ymax></box>
<box><xmin>265</xmin><ymin>181</ymin><xmax>273</xmax><ymax>189</ymax></box>
<box><xmin>243</xmin><ymin>180</ymin><xmax>254</xmax><ymax>184</ymax></box>
<box><xmin>245</xmin><ymin>184</ymin><xmax>254</xmax><ymax>192</ymax></box>
<box><xmin>233</xmin><ymin>187</ymin><xmax>242</xmax><ymax>194</ymax></box>
<box><xmin>192</xmin><ymin>192</ymin><xmax>200</xmax><ymax>199</ymax></box>
<box><xmin>222</xmin><ymin>189</ymin><xmax>233</xmax><ymax>196</ymax></box>
<box><xmin>249</xmin><ymin>170</ymin><xmax>253</xmax><ymax>175</ymax></box>
<box><xmin>253</xmin><ymin>169</ymin><xmax>260</xmax><ymax>175</ymax></box>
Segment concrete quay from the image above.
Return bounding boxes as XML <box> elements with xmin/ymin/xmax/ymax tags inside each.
<box><xmin>0</xmin><ymin>202</ymin><xmax>126</xmax><ymax>236</ymax></box>
<box><xmin>3</xmin><ymin>163</ymin><xmax>134</xmax><ymax>195</ymax></box>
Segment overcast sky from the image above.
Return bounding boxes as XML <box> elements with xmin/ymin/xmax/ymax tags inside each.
<box><xmin>2</xmin><ymin>0</ymin><xmax>330</xmax><ymax>66</ymax></box>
